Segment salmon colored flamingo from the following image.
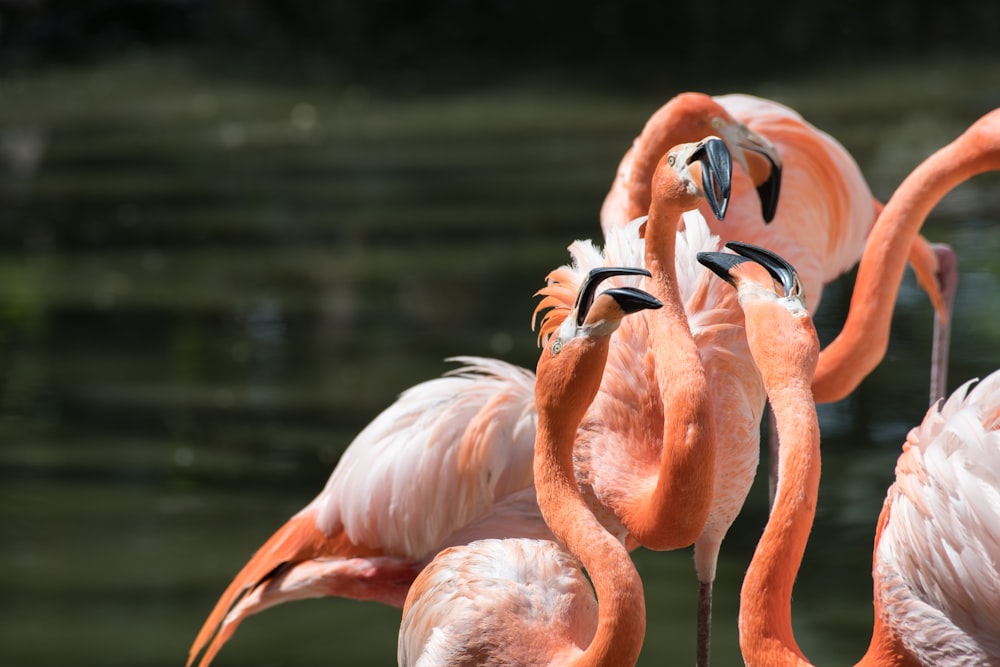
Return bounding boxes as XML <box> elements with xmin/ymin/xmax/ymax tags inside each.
<box><xmin>812</xmin><ymin>106</ymin><xmax>1000</xmax><ymax>403</ymax></box>
<box><xmin>398</xmin><ymin>268</ymin><xmax>662</xmax><ymax>667</ymax></box>
<box><xmin>601</xmin><ymin>92</ymin><xmax>783</xmax><ymax>229</ymax></box>
<box><xmin>599</xmin><ymin>93</ymin><xmax>960</xmax><ymax>665</ymax></box>
<box><xmin>601</xmin><ymin>91</ymin><xmax>954</xmax><ymax>332</ymax></box>
<box><xmin>701</xmin><ymin>241</ymin><xmax>1000</xmax><ymax>666</ymax></box>
<box><xmin>189</xmin><ymin>135</ymin><xmax>735</xmax><ymax>666</ymax></box>
<box><xmin>536</xmin><ymin>136</ymin><xmax>755</xmax><ymax>667</ymax></box>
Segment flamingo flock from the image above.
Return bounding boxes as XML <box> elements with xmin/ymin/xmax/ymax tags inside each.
<box><xmin>187</xmin><ymin>96</ymin><xmax>1000</xmax><ymax>666</ymax></box>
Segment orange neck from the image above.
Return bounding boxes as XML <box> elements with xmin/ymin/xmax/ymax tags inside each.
<box><xmin>812</xmin><ymin>108</ymin><xmax>1000</xmax><ymax>403</ymax></box>
<box><xmin>739</xmin><ymin>295</ymin><xmax>925</xmax><ymax>667</ymax></box>
<box><xmin>534</xmin><ymin>337</ymin><xmax>645</xmax><ymax>667</ymax></box>
<box><xmin>617</xmin><ymin>93</ymin><xmax>719</xmax><ymax>223</ymax></box>
<box><xmin>738</xmin><ymin>302</ymin><xmax>820</xmax><ymax>667</ymax></box>
<box><xmin>622</xmin><ymin>190</ymin><xmax>716</xmax><ymax>550</ymax></box>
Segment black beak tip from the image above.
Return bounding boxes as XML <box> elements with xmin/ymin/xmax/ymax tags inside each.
<box><xmin>604</xmin><ymin>286</ymin><xmax>663</xmax><ymax>314</ymax></box>
<box><xmin>699</xmin><ymin>137</ymin><xmax>733</xmax><ymax>222</ymax></box>
<box><xmin>757</xmin><ymin>160</ymin><xmax>782</xmax><ymax>223</ymax></box>
<box><xmin>575</xmin><ymin>266</ymin><xmax>653</xmax><ymax>325</ymax></box>
<box><xmin>696</xmin><ymin>250</ymin><xmax>745</xmax><ymax>287</ymax></box>
<box><xmin>724</xmin><ymin>241</ymin><xmax>798</xmax><ymax>296</ymax></box>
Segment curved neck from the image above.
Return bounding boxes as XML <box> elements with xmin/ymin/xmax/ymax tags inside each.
<box><xmin>624</xmin><ymin>196</ymin><xmax>716</xmax><ymax>550</ymax></box>
<box><xmin>813</xmin><ymin>111</ymin><xmax>1000</xmax><ymax>403</ymax></box>
<box><xmin>534</xmin><ymin>339</ymin><xmax>645</xmax><ymax>667</ymax></box>
<box><xmin>620</xmin><ymin>99</ymin><xmax>701</xmax><ymax>223</ymax></box>
<box><xmin>738</xmin><ymin>306</ymin><xmax>821</xmax><ymax>667</ymax></box>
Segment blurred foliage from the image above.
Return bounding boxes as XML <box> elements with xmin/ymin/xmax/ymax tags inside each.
<box><xmin>2</xmin><ymin>0</ymin><xmax>1000</xmax><ymax>90</ymax></box>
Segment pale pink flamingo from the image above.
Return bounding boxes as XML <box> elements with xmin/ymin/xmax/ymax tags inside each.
<box><xmin>701</xmin><ymin>241</ymin><xmax>1000</xmax><ymax>666</ymax></box>
<box><xmin>187</xmin><ymin>356</ymin><xmax>550</xmax><ymax>667</ymax></box>
<box><xmin>398</xmin><ymin>268</ymin><xmax>662</xmax><ymax>667</ymax></box>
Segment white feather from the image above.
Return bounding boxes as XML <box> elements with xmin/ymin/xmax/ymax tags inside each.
<box><xmin>877</xmin><ymin>370</ymin><xmax>1000</xmax><ymax>664</ymax></box>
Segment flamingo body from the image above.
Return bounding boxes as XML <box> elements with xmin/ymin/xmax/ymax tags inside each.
<box><xmin>189</xmin><ymin>357</ymin><xmax>547</xmax><ymax>667</ymax></box>
<box><xmin>399</xmin><ymin>275</ymin><xmax>659</xmax><ymax>667</ymax></box>
<box><xmin>602</xmin><ymin>92</ymin><xmax>877</xmax><ymax>312</ymax></box>
<box><xmin>707</xmin><ymin>241</ymin><xmax>1000</xmax><ymax>667</ymax></box>
<box><xmin>398</xmin><ymin>538</ymin><xmax>599</xmax><ymax>667</ymax></box>
<box><xmin>874</xmin><ymin>373</ymin><xmax>1000</xmax><ymax>666</ymax></box>
<box><xmin>715</xmin><ymin>93</ymin><xmax>876</xmax><ymax>306</ymax></box>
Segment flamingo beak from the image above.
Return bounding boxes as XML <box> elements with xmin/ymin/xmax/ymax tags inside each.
<box><xmin>738</xmin><ymin>133</ymin><xmax>782</xmax><ymax>223</ymax></box>
<box><xmin>696</xmin><ymin>242</ymin><xmax>801</xmax><ymax>299</ymax></box>
<box><xmin>602</xmin><ymin>286</ymin><xmax>663</xmax><ymax>315</ymax></box>
<box><xmin>695</xmin><ymin>250</ymin><xmax>747</xmax><ymax>288</ymax></box>
<box><xmin>574</xmin><ymin>266</ymin><xmax>652</xmax><ymax>326</ymax></box>
<box><xmin>723</xmin><ymin>241</ymin><xmax>800</xmax><ymax>298</ymax></box>
<box><xmin>689</xmin><ymin>137</ymin><xmax>732</xmax><ymax>221</ymax></box>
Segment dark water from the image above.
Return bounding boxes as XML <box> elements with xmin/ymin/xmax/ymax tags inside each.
<box><xmin>3</xmin><ymin>53</ymin><xmax>1000</xmax><ymax>666</ymax></box>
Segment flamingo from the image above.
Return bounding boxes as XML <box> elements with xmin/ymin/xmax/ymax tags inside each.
<box><xmin>398</xmin><ymin>268</ymin><xmax>662</xmax><ymax>667</ymax></box>
<box><xmin>189</xmin><ymin>135</ymin><xmax>734</xmax><ymax>666</ymax></box>
<box><xmin>186</xmin><ymin>355</ymin><xmax>550</xmax><ymax>667</ymax></box>
<box><xmin>600</xmin><ymin>92</ymin><xmax>783</xmax><ymax>228</ymax></box>
<box><xmin>598</xmin><ymin>93</ymin><xmax>967</xmax><ymax>665</ymax></box>
<box><xmin>812</xmin><ymin>106</ymin><xmax>1000</xmax><ymax>403</ymax></box>
<box><xmin>701</xmin><ymin>241</ymin><xmax>1000</xmax><ymax>666</ymax></box>
<box><xmin>601</xmin><ymin>91</ymin><xmax>955</xmax><ymax>338</ymax></box>
<box><xmin>536</xmin><ymin>136</ymin><xmax>757</xmax><ymax>667</ymax></box>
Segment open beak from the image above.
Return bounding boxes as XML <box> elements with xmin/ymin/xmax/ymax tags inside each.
<box><xmin>689</xmin><ymin>136</ymin><xmax>732</xmax><ymax>221</ymax></box>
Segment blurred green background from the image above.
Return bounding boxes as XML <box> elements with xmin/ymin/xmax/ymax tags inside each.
<box><xmin>2</xmin><ymin>2</ymin><xmax>999</xmax><ymax>666</ymax></box>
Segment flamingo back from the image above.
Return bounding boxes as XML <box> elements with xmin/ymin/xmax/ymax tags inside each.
<box><xmin>875</xmin><ymin>371</ymin><xmax>1000</xmax><ymax>665</ymax></box>
<box><xmin>715</xmin><ymin>94</ymin><xmax>877</xmax><ymax>311</ymax></box>
<box><xmin>398</xmin><ymin>538</ymin><xmax>598</xmax><ymax>667</ymax></box>
<box><xmin>315</xmin><ymin>356</ymin><xmax>543</xmax><ymax>561</ymax></box>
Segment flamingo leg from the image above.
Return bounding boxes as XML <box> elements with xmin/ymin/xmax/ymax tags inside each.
<box><xmin>929</xmin><ymin>243</ymin><xmax>959</xmax><ymax>404</ymax></box>
<box><xmin>697</xmin><ymin>580</ymin><xmax>713</xmax><ymax>667</ymax></box>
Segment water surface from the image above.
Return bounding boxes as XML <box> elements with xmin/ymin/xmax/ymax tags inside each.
<box><xmin>3</xmin><ymin>54</ymin><xmax>1000</xmax><ymax>666</ymax></box>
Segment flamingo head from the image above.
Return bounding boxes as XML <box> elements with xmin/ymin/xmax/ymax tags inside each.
<box><xmin>647</xmin><ymin>135</ymin><xmax>733</xmax><ymax>226</ymax></box>
<box><xmin>669</xmin><ymin>93</ymin><xmax>783</xmax><ymax>222</ymax></box>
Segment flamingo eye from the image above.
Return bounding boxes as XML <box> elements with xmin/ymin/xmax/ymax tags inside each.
<box><xmin>667</xmin><ymin>154</ymin><xmax>676</xmax><ymax>166</ymax></box>
<box><xmin>550</xmin><ymin>339</ymin><xmax>564</xmax><ymax>355</ymax></box>
<box><xmin>711</xmin><ymin>117</ymin><xmax>723</xmax><ymax>129</ymax></box>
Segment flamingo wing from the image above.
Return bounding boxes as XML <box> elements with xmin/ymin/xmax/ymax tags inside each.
<box><xmin>398</xmin><ymin>538</ymin><xmax>598</xmax><ymax>667</ymax></box>
<box><xmin>190</xmin><ymin>356</ymin><xmax>546</xmax><ymax>667</ymax></box>
<box><xmin>875</xmin><ymin>371</ymin><xmax>1000</xmax><ymax>665</ymax></box>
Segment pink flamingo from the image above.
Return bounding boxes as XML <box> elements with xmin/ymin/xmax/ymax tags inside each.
<box><xmin>601</xmin><ymin>92</ymin><xmax>954</xmax><ymax>339</ymax></box>
<box><xmin>701</xmin><ymin>241</ymin><xmax>1000</xmax><ymax>666</ymax></box>
<box><xmin>188</xmin><ymin>136</ymin><xmax>735</xmax><ymax>667</ymax></box>
<box><xmin>398</xmin><ymin>268</ymin><xmax>662</xmax><ymax>667</ymax></box>
<box><xmin>536</xmin><ymin>136</ymin><xmax>755</xmax><ymax>667</ymax></box>
<box><xmin>187</xmin><ymin>356</ymin><xmax>548</xmax><ymax>667</ymax></box>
